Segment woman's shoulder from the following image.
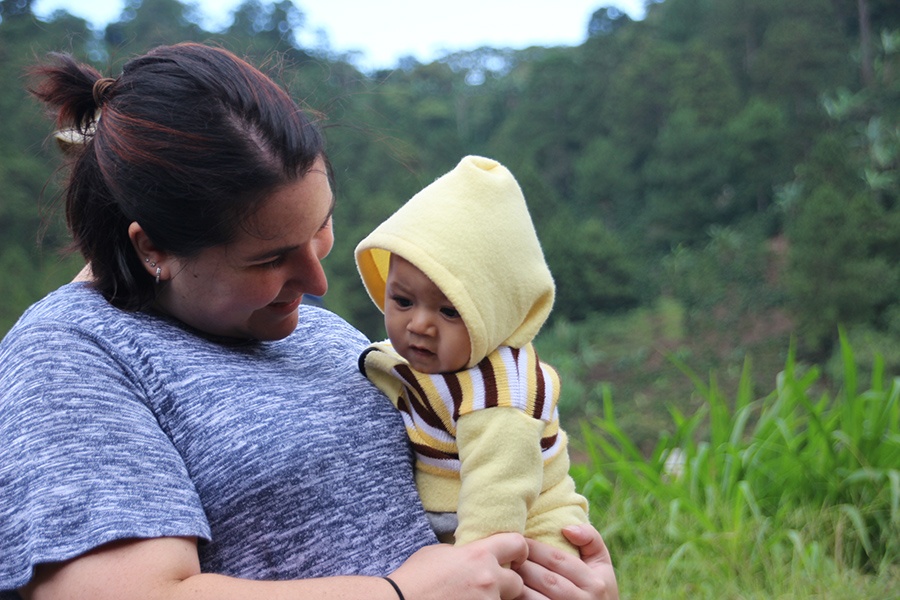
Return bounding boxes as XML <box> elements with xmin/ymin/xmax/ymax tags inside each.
<box><xmin>12</xmin><ymin>282</ymin><xmax>115</xmax><ymax>323</ymax></box>
<box><xmin>0</xmin><ymin>283</ymin><xmax>183</xmax><ymax>362</ymax></box>
<box><xmin>4</xmin><ymin>283</ymin><xmax>137</xmax><ymax>340</ymax></box>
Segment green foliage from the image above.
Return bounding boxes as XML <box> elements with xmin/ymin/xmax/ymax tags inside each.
<box><xmin>661</xmin><ymin>224</ymin><xmax>776</xmax><ymax>335</ymax></box>
<box><xmin>779</xmin><ymin>26</ymin><xmax>900</xmax><ymax>356</ymax></box>
<box><xmin>572</xmin><ymin>135</ymin><xmax>639</xmax><ymax>227</ymax></box>
<box><xmin>537</xmin><ymin>298</ymin><xmax>700</xmax><ymax>447</ymax></box>
<box><xmin>104</xmin><ymin>0</ymin><xmax>206</xmax><ymax>54</ymax></box>
<box><xmin>724</xmin><ymin>97</ymin><xmax>790</xmax><ymax>213</ymax></box>
<box><xmin>641</xmin><ymin>108</ymin><xmax>734</xmax><ymax>249</ymax></box>
<box><xmin>577</xmin><ymin>333</ymin><xmax>900</xmax><ymax>595</ymax></box>
<box><xmin>670</xmin><ymin>41</ymin><xmax>741</xmax><ymax>127</ymax></box>
<box><xmin>542</xmin><ymin>216</ymin><xmax>641</xmax><ymax>321</ymax></box>
<box><xmin>784</xmin><ymin>124</ymin><xmax>899</xmax><ymax>355</ymax></box>
<box><xmin>786</xmin><ymin>184</ymin><xmax>893</xmax><ymax>353</ymax></box>
<box><xmin>2</xmin><ymin>0</ymin><xmax>897</xmax><ymax>383</ymax></box>
<box><xmin>748</xmin><ymin>0</ymin><xmax>853</xmax><ymax>109</ymax></box>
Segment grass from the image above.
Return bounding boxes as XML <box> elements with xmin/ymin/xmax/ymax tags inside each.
<box><xmin>566</xmin><ymin>330</ymin><xmax>900</xmax><ymax>598</ymax></box>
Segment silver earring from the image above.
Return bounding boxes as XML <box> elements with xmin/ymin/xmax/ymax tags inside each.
<box><xmin>155</xmin><ymin>266</ymin><xmax>161</xmax><ymax>285</ymax></box>
<box><xmin>145</xmin><ymin>257</ymin><xmax>157</xmax><ymax>268</ymax></box>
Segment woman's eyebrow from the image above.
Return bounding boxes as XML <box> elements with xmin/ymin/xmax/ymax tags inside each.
<box><xmin>244</xmin><ymin>244</ymin><xmax>299</xmax><ymax>262</ymax></box>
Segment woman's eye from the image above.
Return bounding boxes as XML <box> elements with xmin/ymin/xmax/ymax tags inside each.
<box><xmin>259</xmin><ymin>256</ymin><xmax>286</xmax><ymax>269</ymax></box>
<box><xmin>441</xmin><ymin>307</ymin><xmax>461</xmax><ymax>319</ymax></box>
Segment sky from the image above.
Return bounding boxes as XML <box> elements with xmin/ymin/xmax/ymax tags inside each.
<box><xmin>31</xmin><ymin>0</ymin><xmax>646</xmax><ymax>71</ymax></box>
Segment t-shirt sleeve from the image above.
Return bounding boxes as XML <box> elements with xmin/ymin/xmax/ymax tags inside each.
<box><xmin>0</xmin><ymin>323</ymin><xmax>211</xmax><ymax>593</ymax></box>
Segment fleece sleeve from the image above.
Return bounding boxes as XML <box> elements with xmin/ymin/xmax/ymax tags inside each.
<box><xmin>453</xmin><ymin>407</ymin><xmax>545</xmax><ymax>545</ymax></box>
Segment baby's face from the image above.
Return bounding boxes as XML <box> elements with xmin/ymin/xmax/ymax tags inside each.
<box><xmin>383</xmin><ymin>255</ymin><xmax>471</xmax><ymax>374</ymax></box>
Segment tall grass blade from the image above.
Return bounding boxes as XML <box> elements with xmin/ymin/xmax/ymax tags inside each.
<box><xmin>840</xmin><ymin>504</ymin><xmax>874</xmax><ymax>558</ymax></box>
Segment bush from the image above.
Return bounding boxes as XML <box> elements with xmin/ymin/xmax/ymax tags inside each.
<box><xmin>577</xmin><ymin>331</ymin><xmax>900</xmax><ymax>596</ymax></box>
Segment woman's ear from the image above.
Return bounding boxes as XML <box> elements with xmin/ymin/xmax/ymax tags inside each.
<box><xmin>128</xmin><ymin>222</ymin><xmax>169</xmax><ymax>281</ymax></box>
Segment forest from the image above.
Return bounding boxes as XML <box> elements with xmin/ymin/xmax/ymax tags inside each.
<box><xmin>2</xmin><ymin>0</ymin><xmax>899</xmax><ymax>432</ymax></box>
<box><xmin>2</xmin><ymin>0</ymin><xmax>900</xmax><ymax>595</ymax></box>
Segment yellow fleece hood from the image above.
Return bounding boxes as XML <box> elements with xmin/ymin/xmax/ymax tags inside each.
<box><xmin>355</xmin><ymin>155</ymin><xmax>554</xmax><ymax>367</ymax></box>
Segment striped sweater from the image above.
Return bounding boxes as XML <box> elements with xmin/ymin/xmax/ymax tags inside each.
<box><xmin>362</xmin><ymin>343</ymin><xmax>562</xmax><ymax>476</ymax></box>
<box><xmin>360</xmin><ymin>342</ymin><xmax>588</xmax><ymax>552</ymax></box>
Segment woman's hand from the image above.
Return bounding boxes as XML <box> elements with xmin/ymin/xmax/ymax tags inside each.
<box><xmin>512</xmin><ymin>524</ymin><xmax>619</xmax><ymax>600</ymax></box>
<box><xmin>390</xmin><ymin>533</ymin><xmax>529</xmax><ymax>600</ymax></box>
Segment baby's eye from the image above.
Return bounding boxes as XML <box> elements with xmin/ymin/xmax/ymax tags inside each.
<box><xmin>440</xmin><ymin>307</ymin><xmax>461</xmax><ymax>319</ymax></box>
<box><xmin>391</xmin><ymin>295</ymin><xmax>412</xmax><ymax>308</ymax></box>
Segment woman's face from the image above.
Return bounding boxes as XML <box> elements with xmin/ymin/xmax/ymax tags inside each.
<box><xmin>156</xmin><ymin>157</ymin><xmax>334</xmax><ymax>341</ymax></box>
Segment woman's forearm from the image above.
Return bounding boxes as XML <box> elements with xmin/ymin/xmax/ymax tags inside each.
<box><xmin>21</xmin><ymin>533</ymin><xmax>530</xmax><ymax>600</ymax></box>
<box><xmin>20</xmin><ymin>537</ymin><xmax>398</xmax><ymax>600</ymax></box>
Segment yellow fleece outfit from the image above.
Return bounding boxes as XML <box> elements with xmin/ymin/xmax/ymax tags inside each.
<box><xmin>355</xmin><ymin>155</ymin><xmax>589</xmax><ymax>554</ymax></box>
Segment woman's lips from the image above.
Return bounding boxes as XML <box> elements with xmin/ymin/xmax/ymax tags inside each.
<box><xmin>267</xmin><ymin>296</ymin><xmax>302</xmax><ymax>314</ymax></box>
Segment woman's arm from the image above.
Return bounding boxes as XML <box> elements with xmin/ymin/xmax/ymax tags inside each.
<box><xmin>513</xmin><ymin>524</ymin><xmax>619</xmax><ymax>600</ymax></box>
<box><xmin>21</xmin><ymin>535</ymin><xmax>529</xmax><ymax>600</ymax></box>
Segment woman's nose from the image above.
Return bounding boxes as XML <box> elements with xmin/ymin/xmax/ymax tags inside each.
<box><xmin>289</xmin><ymin>247</ymin><xmax>328</xmax><ymax>297</ymax></box>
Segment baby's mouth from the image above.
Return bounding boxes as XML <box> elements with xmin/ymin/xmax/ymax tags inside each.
<box><xmin>409</xmin><ymin>344</ymin><xmax>434</xmax><ymax>356</ymax></box>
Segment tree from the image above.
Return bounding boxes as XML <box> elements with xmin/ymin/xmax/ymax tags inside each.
<box><xmin>587</xmin><ymin>6</ymin><xmax>632</xmax><ymax>37</ymax></box>
<box><xmin>223</xmin><ymin>0</ymin><xmax>312</xmax><ymax>59</ymax></box>
<box><xmin>105</xmin><ymin>0</ymin><xmax>206</xmax><ymax>57</ymax></box>
<box><xmin>489</xmin><ymin>48</ymin><xmax>587</xmax><ymax>201</ymax></box>
<box><xmin>786</xmin><ymin>185</ymin><xmax>891</xmax><ymax>355</ymax></box>
<box><xmin>670</xmin><ymin>41</ymin><xmax>741</xmax><ymax>127</ymax></box>
<box><xmin>747</xmin><ymin>0</ymin><xmax>854</xmax><ymax>145</ymax></box>
<box><xmin>641</xmin><ymin>108</ymin><xmax>733</xmax><ymax>250</ymax></box>
<box><xmin>724</xmin><ymin>97</ymin><xmax>790</xmax><ymax>213</ymax></box>
<box><xmin>1</xmin><ymin>0</ymin><xmax>32</xmax><ymax>20</ymax></box>
<box><xmin>573</xmin><ymin>135</ymin><xmax>639</xmax><ymax>229</ymax></box>
<box><xmin>784</xmin><ymin>26</ymin><xmax>900</xmax><ymax>357</ymax></box>
<box><xmin>601</xmin><ymin>36</ymin><xmax>679</xmax><ymax>174</ymax></box>
<box><xmin>542</xmin><ymin>217</ymin><xmax>641</xmax><ymax>322</ymax></box>
<box><xmin>784</xmin><ymin>131</ymin><xmax>895</xmax><ymax>355</ymax></box>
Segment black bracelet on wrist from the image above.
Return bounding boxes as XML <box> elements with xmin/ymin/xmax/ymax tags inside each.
<box><xmin>383</xmin><ymin>576</ymin><xmax>406</xmax><ymax>600</ymax></box>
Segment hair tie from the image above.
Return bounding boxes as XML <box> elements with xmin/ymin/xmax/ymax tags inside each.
<box><xmin>92</xmin><ymin>77</ymin><xmax>116</xmax><ymax>107</ymax></box>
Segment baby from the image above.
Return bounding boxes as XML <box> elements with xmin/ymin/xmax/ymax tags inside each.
<box><xmin>355</xmin><ymin>155</ymin><xmax>589</xmax><ymax>554</ymax></box>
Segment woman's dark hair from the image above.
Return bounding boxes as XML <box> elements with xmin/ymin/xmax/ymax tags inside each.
<box><xmin>28</xmin><ymin>43</ymin><xmax>328</xmax><ymax>309</ymax></box>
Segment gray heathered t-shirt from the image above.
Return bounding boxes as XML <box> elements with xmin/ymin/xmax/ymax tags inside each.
<box><xmin>0</xmin><ymin>283</ymin><xmax>436</xmax><ymax>597</ymax></box>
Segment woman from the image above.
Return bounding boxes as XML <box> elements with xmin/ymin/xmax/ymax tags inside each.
<box><xmin>0</xmin><ymin>43</ymin><xmax>617</xmax><ymax>600</ymax></box>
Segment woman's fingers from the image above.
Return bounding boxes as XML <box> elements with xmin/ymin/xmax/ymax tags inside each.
<box><xmin>563</xmin><ymin>524</ymin><xmax>618</xmax><ymax>598</ymax></box>
<box><xmin>562</xmin><ymin>524</ymin><xmax>611</xmax><ymax>565</ymax></box>
<box><xmin>391</xmin><ymin>533</ymin><xmax>528</xmax><ymax>600</ymax></box>
<box><xmin>518</xmin><ymin>539</ymin><xmax>585</xmax><ymax>599</ymax></box>
<box><xmin>484</xmin><ymin>531</ymin><xmax>530</xmax><ymax>568</ymax></box>
<box><xmin>474</xmin><ymin>533</ymin><xmax>529</xmax><ymax>599</ymax></box>
<box><xmin>514</xmin><ymin>525</ymin><xmax>618</xmax><ymax>600</ymax></box>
